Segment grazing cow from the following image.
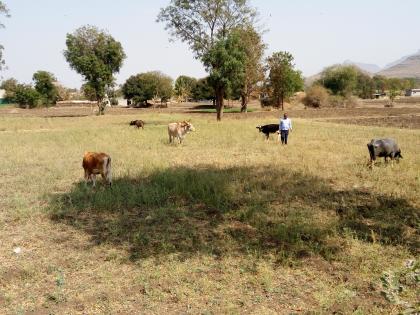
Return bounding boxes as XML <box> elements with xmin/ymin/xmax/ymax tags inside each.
<box><xmin>367</xmin><ymin>138</ymin><xmax>402</xmax><ymax>167</ymax></box>
<box><xmin>130</xmin><ymin>120</ymin><xmax>145</xmax><ymax>129</ymax></box>
<box><xmin>168</xmin><ymin>121</ymin><xmax>195</xmax><ymax>144</ymax></box>
<box><xmin>256</xmin><ymin>124</ymin><xmax>280</xmax><ymax>140</ymax></box>
<box><xmin>82</xmin><ymin>152</ymin><xmax>112</xmax><ymax>187</ymax></box>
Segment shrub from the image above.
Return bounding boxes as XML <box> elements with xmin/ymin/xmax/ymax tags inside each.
<box><xmin>14</xmin><ymin>84</ymin><xmax>41</xmax><ymax>108</ymax></box>
<box><xmin>303</xmin><ymin>85</ymin><xmax>329</xmax><ymax>108</ymax></box>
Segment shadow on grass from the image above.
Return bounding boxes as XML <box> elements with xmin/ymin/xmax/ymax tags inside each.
<box><xmin>48</xmin><ymin>166</ymin><xmax>419</xmax><ymax>262</ymax></box>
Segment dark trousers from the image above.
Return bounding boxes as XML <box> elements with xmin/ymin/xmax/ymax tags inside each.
<box><xmin>280</xmin><ymin>130</ymin><xmax>289</xmax><ymax>144</ymax></box>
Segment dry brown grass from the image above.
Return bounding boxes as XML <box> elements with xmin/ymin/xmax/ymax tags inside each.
<box><xmin>0</xmin><ymin>108</ymin><xmax>418</xmax><ymax>314</ymax></box>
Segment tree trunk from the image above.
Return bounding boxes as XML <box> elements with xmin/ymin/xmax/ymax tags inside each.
<box><xmin>97</xmin><ymin>99</ymin><xmax>105</xmax><ymax>115</ymax></box>
<box><xmin>215</xmin><ymin>87</ymin><xmax>224</xmax><ymax>121</ymax></box>
<box><xmin>280</xmin><ymin>93</ymin><xmax>284</xmax><ymax>111</ymax></box>
<box><xmin>240</xmin><ymin>93</ymin><xmax>248</xmax><ymax>113</ymax></box>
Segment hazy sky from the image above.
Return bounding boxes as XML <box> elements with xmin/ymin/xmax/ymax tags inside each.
<box><xmin>1</xmin><ymin>0</ymin><xmax>419</xmax><ymax>88</ymax></box>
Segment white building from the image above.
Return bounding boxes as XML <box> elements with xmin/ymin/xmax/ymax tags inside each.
<box><xmin>405</xmin><ymin>89</ymin><xmax>420</xmax><ymax>97</ymax></box>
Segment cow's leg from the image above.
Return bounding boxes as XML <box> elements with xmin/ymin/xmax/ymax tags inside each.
<box><xmin>179</xmin><ymin>136</ymin><xmax>183</xmax><ymax>144</ymax></box>
<box><xmin>384</xmin><ymin>156</ymin><xmax>388</xmax><ymax>164</ymax></box>
<box><xmin>91</xmin><ymin>174</ymin><xmax>97</xmax><ymax>187</ymax></box>
<box><xmin>265</xmin><ymin>133</ymin><xmax>269</xmax><ymax>141</ymax></box>
<box><xmin>169</xmin><ymin>134</ymin><xmax>172</xmax><ymax>143</ymax></box>
<box><xmin>84</xmin><ymin>170</ymin><xmax>90</xmax><ymax>186</ymax></box>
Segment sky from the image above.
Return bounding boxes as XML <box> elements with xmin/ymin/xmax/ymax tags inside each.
<box><xmin>1</xmin><ymin>0</ymin><xmax>419</xmax><ymax>88</ymax></box>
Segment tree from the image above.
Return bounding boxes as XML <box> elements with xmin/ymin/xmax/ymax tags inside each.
<box><xmin>64</xmin><ymin>25</ymin><xmax>126</xmax><ymax>115</ymax></box>
<box><xmin>158</xmin><ymin>0</ymin><xmax>258</xmax><ymax>120</ymax></box>
<box><xmin>202</xmin><ymin>33</ymin><xmax>247</xmax><ymax>120</ymax></box>
<box><xmin>122</xmin><ymin>71</ymin><xmax>173</xmax><ymax>106</ymax></box>
<box><xmin>319</xmin><ymin>65</ymin><xmax>359</xmax><ymax>96</ymax></box>
<box><xmin>388</xmin><ymin>78</ymin><xmax>403</xmax><ymax>105</ymax></box>
<box><xmin>372</xmin><ymin>75</ymin><xmax>389</xmax><ymax>94</ymax></box>
<box><xmin>32</xmin><ymin>71</ymin><xmax>59</xmax><ymax>106</ymax></box>
<box><xmin>233</xmin><ymin>26</ymin><xmax>265</xmax><ymax>112</ymax></box>
<box><xmin>265</xmin><ymin>51</ymin><xmax>304</xmax><ymax>110</ymax></box>
<box><xmin>356</xmin><ymin>71</ymin><xmax>375</xmax><ymax>99</ymax></box>
<box><xmin>0</xmin><ymin>77</ymin><xmax>18</xmax><ymax>101</ymax></box>
<box><xmin>0</xmin><ymin>1</ymin><xmax>10</xmax><ymax>71</ymax></box>
<box><xmin>174</xmin><ymin>75</ymin><xmax>197</xmax><ymax>102</ymax></box>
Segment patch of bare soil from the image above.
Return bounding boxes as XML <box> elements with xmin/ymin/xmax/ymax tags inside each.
<box><xmin>326</xmin><ymin>115</ymin><xmax>420</xmax><ymax>129</ymax></box>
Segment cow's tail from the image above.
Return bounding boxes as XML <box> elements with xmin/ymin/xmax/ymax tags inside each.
<box><xmin>106</xmin><ymin>156</ymin><xmax>112</xmax><ymax>186</ymax></box>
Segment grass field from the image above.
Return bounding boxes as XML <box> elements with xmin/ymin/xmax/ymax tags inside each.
<box><xmin>0</xmin><ymin>109</ymin><xmax>419</xmax><ymax>314</ymax></box>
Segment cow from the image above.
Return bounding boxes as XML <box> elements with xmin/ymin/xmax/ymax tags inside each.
<box><xmin>130</xmin><ymin>120</ymin><xmax>145</xmax><ymax>129</ymax></box>
<box><xmin>168</xmin><ymin>121</ymin><xmax>195</xmax><ymax>144</ymax></box>
<box><xmin>82</xmin><ymin>152</ymin><xmax>112</xmax><ymax>187</ymax></box>
<box><xmin>367</xmin><ymin>138</ymin><xmax>402</xmax><ymax>167</ymax></box>
<box><xmin>256</xmin><ymin>124</ymin><xmax>280</xmax><ymax>141</ymax></box>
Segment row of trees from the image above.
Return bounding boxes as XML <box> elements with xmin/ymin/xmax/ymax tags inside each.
<box><xmin>0</xmin><ymin>71</ymin><xmax>59</xmax><ymax>108</ymax></box>
<box><xmin>2</xmin><ymin>0</ymin><xmax>303</xmax><ymax>119</ymax></box>
<box><xmin>317</xmin><ymin>65</ymin><xmax>417</xmax><ymax>99</ymax></box>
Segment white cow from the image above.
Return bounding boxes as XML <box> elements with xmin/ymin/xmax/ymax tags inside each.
<box><xmin>168</xmin><ymin>121</ymin><xmax>195</xmax><ymax>144</ymax></box>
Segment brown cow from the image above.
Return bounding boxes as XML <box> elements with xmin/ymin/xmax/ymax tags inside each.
<box><xmin>130</xmin><ymin>120</ymin><xmax>145</xmax><ymax>129</ymax></box>
<box><xmin>168</xmin><ymin>121</ymin><xmax>195</xmax><ymax>144</ymax></box>
<box><xmin>82</xmin><ymin>152</ymin><xmax>112</xmax><ymax>187</ymax></box>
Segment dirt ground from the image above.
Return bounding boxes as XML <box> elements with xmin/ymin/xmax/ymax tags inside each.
<box><xmin>1</xmin><ymin>102</ymin><xmax>420</xmax><ymax>129</ymax></box>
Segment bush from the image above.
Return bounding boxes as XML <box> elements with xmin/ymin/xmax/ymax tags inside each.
<box><xmin>328</xmin><ymin>95</ymin><xmax>360</xmax><ymax>108</ymax></box>
<box><xmin>303</xmin><ymin>85</ymin><xmax>329</xmax><ymax>108</ymax></box>
<box><xmin>110</xmin><ymin>98</ymin><xmax>119</xmax><ymax>106</ymax></box>
<box><xmin>14</xmin><ymin>84</ymin><xmax>41</xmax><ymax>108</ymax></box>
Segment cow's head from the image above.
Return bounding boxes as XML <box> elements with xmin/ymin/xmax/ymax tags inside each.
<box><xmin>182</xmin><ymin>121</ymin><xmax>195</xmax><ymax>132</ymax></box>
<box><xmin>129</xmin><ymin>120</ymin><xmax>136</xmax><ymax>125</ymax></box>
<box><xmin>256</xmin><ymin>126</ymin><xmax>262</xmax><ymax>132</ymax></box>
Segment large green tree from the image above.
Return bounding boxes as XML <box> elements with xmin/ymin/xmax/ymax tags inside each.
<box><xmin>202</xmin><ymin>33</ymin><xmax>247</xmax><ymax>120</ymax></box>
<box><xmin>234</xmin><ymin>26</ymin><xmax>265</xmax><ymax>112</ymax></box>
<box><xmin>174</xmin><ymin>75</ymin><xmax>197</xmax><ymax>102</ymax></box>
<box><xmin>0</xmin><ymin>1</ymin><xmax>10</xmax><ymax>71</ymax></box>
<box><xmin>122</xmin><ymin>71</ymin><xmax>173</xmax><ymax>106</ymax></box>
<box><xmin>33</xmin><ymin>71</ymin><xmax>59</xmax><ymax>106</ymax></box>
<box><xmin>64</xmin><ymin>25</ymin><xmax>126</xmax><ymax>115</ymax></box>
<box><xmin>158</xmin><ymin>0</ymin><xmax>258</xmax><ymax>120</ymax></box>
<box><xmin>265</xmin><ymin>51</ymin><xmax>304</xmax><ymax>110</ymax></box>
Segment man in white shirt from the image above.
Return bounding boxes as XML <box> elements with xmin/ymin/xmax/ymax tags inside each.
<box><xmin>279</xmin><ymin>113</ymin><xmax>292</xmax><ymax>145</ymax></box>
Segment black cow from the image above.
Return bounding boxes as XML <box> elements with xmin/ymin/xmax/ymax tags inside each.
<box><xmin>256</xmin><ymin>124</ymin><xmax>279</xmax><ymax>140</ymax></box>
<box><xmin>367</xmin><ymin>138</ymin><xmax>402</xmax><ymax>166</ymax></box>
<box><xmin>130</xmin><ymin>120</ymin><xmax>145</xmax><ymax>129</ymax></box>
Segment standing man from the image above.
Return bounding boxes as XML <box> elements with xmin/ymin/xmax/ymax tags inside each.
<box><xmin>279</xmin><ymin>113</ymin><xmax>292</xmax><ymax>145</ymax></box>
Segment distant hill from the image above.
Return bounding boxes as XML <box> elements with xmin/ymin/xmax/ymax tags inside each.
<box><xmin>378</xmin><ymin>51</ymin><xmax>420</xmax><ymax>78</ymax></box>
<box><xmin>343</xmin><ymin>60</ymin><xmax>381</xmax><ymax>74</ymax></box>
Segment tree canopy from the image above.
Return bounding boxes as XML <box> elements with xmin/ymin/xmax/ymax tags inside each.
<box><xmin>265</xmin><ymin>51</ymin><xmax>304</xmax><ymax>110</ymax></box>
<box><xmin>64</xmin><ymin>25</ymin><xmax>126</xmax><ymax>114</ymax></box>
<box><xmin>122</xmin><ymin>71</ymin><xmax>173</xmax><ymax>106</ymax></box>
<box><xmin>157</xmin><ymin>0</ymin><xmax>257</xmax><ymax>59</ymax></box>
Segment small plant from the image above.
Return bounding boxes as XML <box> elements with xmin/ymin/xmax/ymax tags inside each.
<box><xmin>380</xmin><ymin>259</ymin><xmax>419</xmax><ymax>314</ymax></box>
